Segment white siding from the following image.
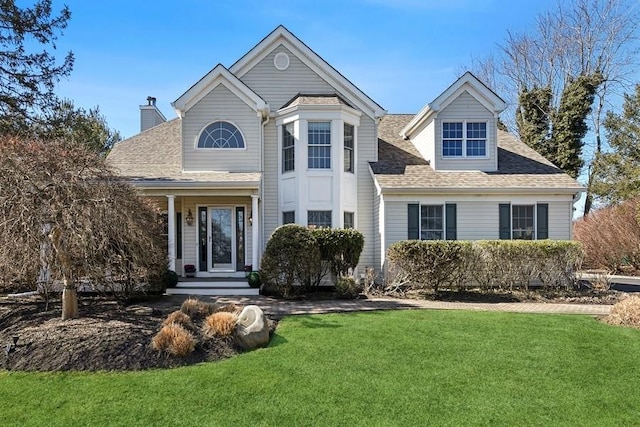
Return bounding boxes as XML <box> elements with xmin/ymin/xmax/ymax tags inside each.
<box><xmin>384</xmin><ymin>201</ymin><xmax>409</xmax><ymax>249</ymax></box>
<box><xmin>457</xmin><ymin>201</ymin><xmax>500</xmax><ymax>240</ymax></box>
<box><xmin>240</xmin><ymin>45</ymin><xmax>335</xmax><ymax>109</ymax></box>
<box><xmin>435</xmin><ymin>91</ymin><xmax>496</xmax><ymax>171</ymax></box>
<box><xmin>356</xmin><ymin>116</ymin><xmax>377</xmax><ymax>270</ymax></box>
<box><xmin>549</xmin><ymin>201</ymin><xmax>572</xmax><ymax>239</ymax></box>
<box><xmin>182</xmin><ymin>84</ymin><xmax>260</xmax><ymax>172</ymax></box>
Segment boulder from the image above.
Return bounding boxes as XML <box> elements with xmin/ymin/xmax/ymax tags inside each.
<box><xmin>235</xmin><ymin>305</ymin><xmax>269</xmax><ymax>350</ymax></box>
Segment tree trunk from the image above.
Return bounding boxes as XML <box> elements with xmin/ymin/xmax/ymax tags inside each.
<box><xmin>49</xmin><ymin>227</ymin><xmax>78</xmax><ymax>320</ymax></box>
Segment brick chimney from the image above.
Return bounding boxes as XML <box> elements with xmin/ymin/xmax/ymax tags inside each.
<box><xmin>140</xmin><ymin>96</ymin><xmax>166</xmax><ymax>132</ymax></box>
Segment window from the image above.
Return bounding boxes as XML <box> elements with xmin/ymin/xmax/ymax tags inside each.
<box><xmin>499</xmin><ymin>203</ymin><xmax>549</xmax><ymax>240</ymax></box>
<box><xmin>198</xmin><ymin>121</ymin><xmax>245</xmax><ymax>148</ymax></box>
<box><xmin>420</xmin><ymin>205</ymin><xmax>443</xmax><ymax>240</ymax></box>
<box><xmin>344</xmin><ymin>212</ymin><xmax>354</xmax><ymax>229</ymax></box>
<box><xmin>442</xmin><ymin>122</ymin><xmax>463</xmax><ymax>157</ymax></box>
<box><xmin>308</xmin><ymin>122</ymin><xmax>331</xmax><ymax>169</ymax></box>
<box><xmin>344</xmin><ymin>123</ymin><xmax>354</xmax><ymax>173</ymax></box>
<box><xmin>512</xmin><ymin>205</ymin><xmax>534</xmax><ymax>240</ymax></box>
<box><xmin>282</xmin><ymin>211</ymin><xmax>295</xmax><ymax>224</ymax></box>
<box><xmin>282</xmin><ymin>123</ymin><xmax>295</xmax><ymax>172</ymax></box>
<box><xmin>308</xmin><ymin>210</ymin><xmax>332</xmax><ymax>228</ymax></box>
<box><xmin>442</xmin><ymin>122</ymin><xmax>486</xmax><ymax>157</ymax></box>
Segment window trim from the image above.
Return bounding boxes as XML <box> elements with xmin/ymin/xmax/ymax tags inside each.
<box><xmin>441</xmin><ymin>120</ymin><xmax>489</xmax><ymax>159</ymax></box>
<box><xmin>307</xmin><ymin>121</ymin><xmax>332</xmax><ymax>170</ymax></box>
<box><xmin>344</xmin><ymin>211</ymin><xmax>354</xmax><ymax>229</ymax></box>
<box><xmin>420</xmin><ymin>204</ymin><xmax>445</xmax><ymax>240</ymax></box>
<box><xmin>282</xmin><ymin>210</ymin><xmax>295</xmax><ymax>225</ymax></box>
<box><xmin>511</xmin><ymin>204</ymin><xmax>535</xmax><ymax>240</ymax></box>
<box><xmin>499</xmin><ymin>203</ymin><xmax>549</xmax><ymax>240</ymax></box>
<box><xmin>196</xmin><ymin>120</ymin><xmax>247</xmax><ymax>150</ymax></box>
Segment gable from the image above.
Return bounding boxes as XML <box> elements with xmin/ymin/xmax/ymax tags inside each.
<box><xmin>229</xmin><ymin>26</ymin><xmax>385</xmax><ymax>120</ymax></box>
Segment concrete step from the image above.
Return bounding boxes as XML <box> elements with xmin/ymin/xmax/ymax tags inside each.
<box><xmin>175</xmin><ymin>281</ymin><xmax>250</xmax><ymax>288</ymax></box>
<box><xmin>166</xmin><ymin>287</ymin><xmax>259</xmax><ymax>296</ymax></box>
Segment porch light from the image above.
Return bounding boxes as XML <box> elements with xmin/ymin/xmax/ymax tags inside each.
<box><xmin>185</xmin><ymin>209</ymin><xmax>194</xmax><ymax>226</ymax></box>
<box><xmin>248</xmin><ymin>210</ymin><xmax>252</xmax><ymax>226</ymax></box>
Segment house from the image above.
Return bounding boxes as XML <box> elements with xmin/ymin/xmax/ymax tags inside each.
<box><xmin>107</xmin><ymin>26</ymin><xmax>584</xmax><ymax>295</ymax></box>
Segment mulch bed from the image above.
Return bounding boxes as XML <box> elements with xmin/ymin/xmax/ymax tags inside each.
<box><xmin>0</xmin><ymin>297</ymin><xmax>275</xmax><ymax>372</ymax></box>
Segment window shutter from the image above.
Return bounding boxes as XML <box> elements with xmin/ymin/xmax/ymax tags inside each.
<box><xmin>537</xmin><ymin>203</ymin><xmax>549</xmax><ymax>239</ymax></box>
<box><xmin>408</xmin><ymin>204</ymin><xmax>419</xmax><ymax>240</ymax></box>
<box><xmin>445</xmin><ymin>203</ymin><xmax>457</xmax><ymax>240</ymax></box>
<box><xmin>499</xmin><ymin>204</ymin><xmax>511</xmax><ymax>239</ymax></box>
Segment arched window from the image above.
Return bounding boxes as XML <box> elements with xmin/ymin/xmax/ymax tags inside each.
<box><xmin>197</xmin><ymin>121</ymin><xmax>245</xmax><ymax>148</ymax></box>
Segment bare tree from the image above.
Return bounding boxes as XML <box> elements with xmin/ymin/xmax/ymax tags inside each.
<box><xmin>0</xmin><ymin>135</ymin><xmax>167</xmax><ymax>319</ymax></box>
<box><xmin>471</xmin><ymin>0</ymin><xmax>640</xmax><ymax>213</ymax></box>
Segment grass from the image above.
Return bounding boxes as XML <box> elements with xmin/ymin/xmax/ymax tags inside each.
<box><xmin>2</xmin><ymin>310</ymin><xmax>640</xmax><ymax>426</ymax></box>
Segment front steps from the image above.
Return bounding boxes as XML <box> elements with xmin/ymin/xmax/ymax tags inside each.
<box><xmin>166</xmin><ymin>277</ymin><xmax>259</xmax><ymax>296</ymax></box>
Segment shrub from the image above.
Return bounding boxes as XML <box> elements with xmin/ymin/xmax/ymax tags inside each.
<box><xmin>163</xmin><ymin>310</ymin><xmax>195</xmax><ymax>331</ymax></box>
<box><xmin>151</xmin><ymin>323</ymin><xmax>196</xmax><ymax>357</ymax></box>
<box><xmin>386</xmin><ymin>240</ymin><xmax>582</xmax><ymax>293</ymax></box>
<box><xmin>164</xmin><ymin>270</ymin><xmax>179</xmax><ymax>288</ymax></box>
<box><xmin>180</xmin><ymin>298</ymin><xmax>215</xmax><ymax>318</ymax></box>
<box><xmin>605</xmin><ymin>295</ymin><xmax>640</xmax><ymax>328</ymax></box>
<box><xmin>202</xmin><ymin>312</ymin><xmax>238</xmax><ymax>337</ymax></box>
<box><xmin>574</xmin><ymin>198</ymin><xmax>640</xmax><ymax>273</ymax></box>
<box><xmin>311</xmin><ymin>228</ymin><xmax>365</xmax><ymax>277</ymax></box>
<box><xmin>260</xmin><ymin>225</ymin><xmax>321</xmax><ymax>298</ymax></box>
<box><xmin>335</xmin><ymin>275</ymin><xmax>363</xmax><ymax>299</ymax></box>
<box><xmin>387</xmin><ymin>241</ymin><xmax>472</xmax><ymax>292</ymax></box>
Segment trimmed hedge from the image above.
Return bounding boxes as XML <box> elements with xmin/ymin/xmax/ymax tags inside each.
<box><xmin>386</xmin><ymin>240</ymin><xmax>583</xmax><ymax>292</ymax></box>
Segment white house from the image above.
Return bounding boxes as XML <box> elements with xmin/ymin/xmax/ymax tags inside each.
<box><xmin>107</xmin><ymin>26</ymin><xmax>583</xmax><ymax>295</ymax></box>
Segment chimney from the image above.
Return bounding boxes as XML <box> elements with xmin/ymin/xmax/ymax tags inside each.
<box><xmin>140</xmin><ymin>96</ymin><xmax>166</xmax><ymax>132</ymax></box>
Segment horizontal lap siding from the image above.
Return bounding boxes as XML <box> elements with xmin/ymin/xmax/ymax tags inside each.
<box><xmin>385</xmin><ymin>201</ymin><xmax>409</xmax><ymax>248</ymax></box>
<box><xmin>182</xmin><ymin>85</ymin><xmax>260</xmax><ymax>172</ymax></box>
<box><xmin>548</xmin><ymin>201</ymin><xmax>571</xmax><ymax>239</ymax></box>
<box><xmin>262</xmin><ymin>122</ymin><xmax>278</xmax><ymax>251</ymax></box>
<box><xmin>240</xmin><ymin>46</ymin><xmax>335</xmax><ymax>109</ymax></box>
<box><xmin>357</xmin><ymin>117</ymin><xmax>377</xmax><ymax>270</ymax></box>
<box><xmin>435</xmin><ymin>91</ymin><xmax>495</xmax><ymax>171</ymax></box>
<box><xmin>457</xmin><ymin>202</ymin><xmax>499</xmax><ymax>240</ymax></box>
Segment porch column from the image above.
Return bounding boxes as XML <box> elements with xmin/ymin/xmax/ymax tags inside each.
<box><xmin>251</xmin><ymin>194</ymin><xmax>259</xmax><ymax>269</ymax></box>
<box><xmin>167</xmin><ymin>195</ymin><xmax>176</xmax><ymax>271</ymax></box>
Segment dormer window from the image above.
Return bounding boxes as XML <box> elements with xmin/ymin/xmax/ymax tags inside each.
<box><xmin>197</xmin><ymin>121</ymin><xmax>245</xmax><ymax>149</ymax></box>
<box><xmin>442</xmin><ymin>121</ymin><xmax>487</xmax><ymax>157</ymax></box>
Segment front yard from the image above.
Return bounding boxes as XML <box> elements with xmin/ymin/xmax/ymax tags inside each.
<box><xmin>1</xmin><ymin>310</ymin><xmax>639</xmax><ymax>425</ymax></box>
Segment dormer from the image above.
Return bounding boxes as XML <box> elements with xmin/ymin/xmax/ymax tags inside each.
<box><xmin>401</xmin><ymin>72</ymin><xmax>506</xmax><ymax>172</ymax></box>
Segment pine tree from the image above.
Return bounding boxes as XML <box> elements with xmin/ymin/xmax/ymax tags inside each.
<box><xmin>591</xmin><ymin>84</ymin><xmax>640</xmax><ymax>204</ymax></box>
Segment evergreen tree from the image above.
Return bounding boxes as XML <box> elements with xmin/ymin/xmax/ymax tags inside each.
<box><xmin>0</xmin><ymin>0</ymin><xmax>74</xmax><ymax>133</ymax></box>
<box><xmin>591</xmin><ymin>84</ymin><xmax>640</xmax><ymax>204</ymax></box>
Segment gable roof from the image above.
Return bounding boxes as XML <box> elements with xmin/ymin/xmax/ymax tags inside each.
<box><xmin>107</xmin><ymin>119</ymin><xmax>260</xmax><ymax>189</ymax></box>
<box><xmin>229</xmin><ymin>25</ymin><xmax>386</xmax><ymax>120</ymax></box>
<box><xmin>371</xmin><ymin>114</ymin><xmax>584</xmax><ymax>194</ymax></box>
<box><xmin>172</xmin><ymin>64</ymin><xmax>268</xmax><ymax>118</ymax></box>
<box><xmin>401</xmin><ymin>72</ymin><xmax>507</xmax><ymax>139</ymax></box>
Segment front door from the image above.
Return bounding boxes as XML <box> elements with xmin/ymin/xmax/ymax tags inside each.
<box><xmin>209</xmin><ymin>207</ymin><xmax>234</xmax><ymax>271</ymax></box>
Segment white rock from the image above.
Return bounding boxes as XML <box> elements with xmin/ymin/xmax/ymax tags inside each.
<box><xmin>235</xmin><ymin>305</ymin><xmax>269</xmax><ymax>350</ymax></box>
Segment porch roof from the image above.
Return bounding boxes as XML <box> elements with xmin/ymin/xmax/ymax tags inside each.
<box><xmin>107</xmin><ymin>118</ymin><xmax>261</xmax><ymax>189</ymax></box>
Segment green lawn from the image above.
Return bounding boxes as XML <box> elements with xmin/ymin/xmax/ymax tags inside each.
<box><xmin>1</xmin><ymin>310</ymin><xmax>639</xmax><ymax>426</ymax></box>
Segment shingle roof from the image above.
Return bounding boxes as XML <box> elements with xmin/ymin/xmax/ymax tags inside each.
<box><xmin>371</xmin><ymin>114</ymin><xmax>584</xmax><ymax>192</ymax></box>
<box><xmin>107</xmin><ymin>119</ymin><xmax>260</xmax><ymax>186</ymax></box>
<box><xmin>281</xmin><ymin>93</ymin><xmax>353</xmax><ymax>109</ymax></box>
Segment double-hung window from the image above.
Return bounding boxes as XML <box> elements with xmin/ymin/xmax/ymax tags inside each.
<box><xmin>344</xmin><ymin>123</ymin><xmax>354</xmax><ymax>173</ymax></box>
<box><xmin>308</xmin><ymin>122</ymin><xmax>331</xmax><ymax>169</ymax></box>
<box><xmin>282</xmin><ymin>122</ymin><xmax>295</xmax><ymax>173</ymax></box>
<box><xmin>308</xmin><ymin>210</ymin><xmax>332</xmax><ymax>228</ymax></box>
<box><xmin>442</xmin><ymin>121</ymin><xmax>487</xmax><ymax>157</ymax></box>
<box><xmin>421</xmin><ymin>205</ymin><xmax>443</xmax><ymax>240</ymax></box>
<box><xmin>408</xmin><ymin>203</ymin><xmax>457</xmax><ymax>240</ymax></box>
<box><xmin>499</xmin><ymin>203</ymin><xmax>549</xmax><ymax>240</ymax></box>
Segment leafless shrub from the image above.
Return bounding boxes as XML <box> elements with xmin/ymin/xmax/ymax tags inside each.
<box><xmin>574</xmin><ymin>198</ymin><xmax>640</xmax><ymax>273</ymax></box>
<box><xmin>151</xmin><ymin>323</ymin><xmax>196</xmax><ymax>357</ymax></box>
<box><xmin>202</xmin><ymin>312</ymin><xmax>238</xmax><ymax>337</ymax></box>
<box><xmin>605</xmin><ymin>295</ymin><xmax>640</xmax><ymax>328</ymax></box>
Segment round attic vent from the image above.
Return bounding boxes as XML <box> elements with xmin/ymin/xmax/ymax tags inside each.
<box><xmin>274</xmin><ymin>52</ymin><xmax>290</xmax><ymax>71</ymax></box>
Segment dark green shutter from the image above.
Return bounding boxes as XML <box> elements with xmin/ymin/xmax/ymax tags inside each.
<box><xmin>445</xmin><ymin>203</ymin><xmax>457</xmax><ymax>240</ymax></box>
<box><xmin>537</xmin><ymin>203</ymin><xmax>549</xmax><ymax>239</ymax></box>
<box><xmin>499</xmin><ymin>204</ymin><xmax>511</xmax><ymax>239</ymax></box>
<box><xmin>408</xmin><ymin>203</ymin><xmax>419</xmax><ymax>239</ymax></box>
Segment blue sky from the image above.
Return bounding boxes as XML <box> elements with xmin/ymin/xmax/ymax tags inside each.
<box><xmin>50</xmin><ymin>0</ymin><xmax>558</xmax><ymax>138</ymax></box>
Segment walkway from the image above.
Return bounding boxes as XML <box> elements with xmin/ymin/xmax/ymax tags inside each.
<box><xmin>166</xmin><ymin>295</ymin><xmax>612</xmax><ymax>318</ymax></box>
